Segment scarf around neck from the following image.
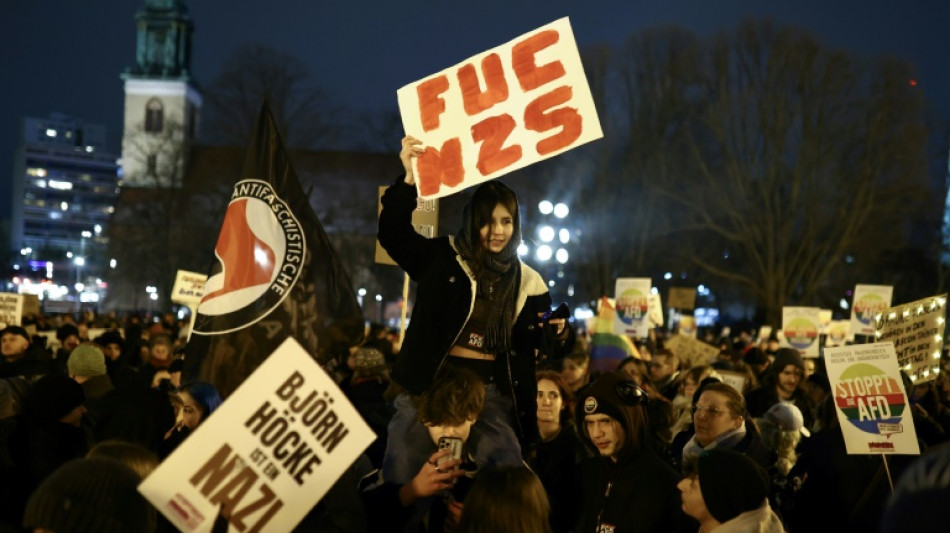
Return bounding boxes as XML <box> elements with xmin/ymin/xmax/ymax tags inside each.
<box><xmin>682</xmin><ymin>423</ymin><xmax>748</xmax><ymax>462</ymax></box>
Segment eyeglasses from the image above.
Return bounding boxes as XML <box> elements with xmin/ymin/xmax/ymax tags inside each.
<box><xmin>691</xmin><ymin>404</ymin><xmax>727</xmax><ymax>416</ymax></box>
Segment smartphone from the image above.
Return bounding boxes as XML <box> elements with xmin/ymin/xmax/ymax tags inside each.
<box><xmin>437</xmin><ymin>436</ymin><xmax>463</xmax><ymax>476</ymax></box>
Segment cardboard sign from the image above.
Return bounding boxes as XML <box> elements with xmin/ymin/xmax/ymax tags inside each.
<box><xmin>140</xmin><ymin>338</ymin><xmax>376</xmax><ymax>533</ymax></box>
<box><xmin>613</xmin><ymin>278</ymin><xmax>651</xmax><ymax>338</ymax></box>
<box><xmin>875</xmin><ymin>294</ymin><xmax>946</xmax><ymax>384</ymax></box>
<box><xmin>819</xmin><ymin>309</ymin><xmax>832</xmax><ymax>335</ymax></box>
<box><xmin>717</xmin><ymin>370</ymin><xmax>747</xmax><ymax>394</ymax></box>
<box><xmin>826</xmin><ymin>320</ymin><xmax>851</xmax><ymax>347</ymax></box>
<box><xmin>782</xmin><ymin>307</ymin><xmax>821</xmax><ymax>357</ymax></box>
<box><xmin>375</xmin><ymin>186</ymin><xmax>440</xmax><ymax>266</ymax></box>
<box><xmin>678</xmin><ymin>315</ymin><xmax>697</xmax><ymax>338</ymax></box>
<box><xmin>664</xmin><ymin>334</ymin><xmax>719</xmax><ymax>369</ymax></box>
<box><xmin>824</xmin><ymin>342</ymin><xmax>919</xmax><ymax>455</ymax></box>
<box><xmin>397</xmin><ymin>17</ymin><xmax>603</xmax><ymax>199</ymax></box>
<box><xmin>0</xmin><ymin>293</ymin><xmax>24</xmax><ymax>328</ymax></box>
<box><xmin>172</xmin><ymin>270</ymin><xmax>209</xmax><ymax>306</ymax></box>
<box><xmin>850</xmin><ymin>284</ymin><xmax>893</xmax><ymax>337</ymax></box>
<box><xmin>647</xmin><ymin>292</ymin><xmax>664</xmax><ymax>328</ymax></box>
<box><xmin>22</xmin><ymin>294</ymin><xmax>40</xmax><ymax>316</ymax></box>
<box><xmin>667</xmin><ymin>287</ymin><xmax>696</xmax><ymax>310</ymax></box>
<box><xmin>756</xmin><ymin>325</ymin><xmax>773</xmax><ymax>344</ymax></box>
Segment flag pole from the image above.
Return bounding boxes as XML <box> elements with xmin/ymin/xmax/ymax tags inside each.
<box><xmin>399</xmin><ymin>272</ymin><xmax>410</xmax><ymax>345</ymax></box>
<box><xmin>882</xmin><ymin>454</ymin><xmax>895</xmax><ymax>492</ymax></box>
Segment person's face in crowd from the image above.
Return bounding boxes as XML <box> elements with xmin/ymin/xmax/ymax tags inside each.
<box><xmin>151</xmin><ymin>342</ymin><xmax>170</xmax><ymax>361</ymax></box>
<box><xmin>479</xmin><ymin>203</ymin><xmax>514</xmax><ymax>254</ymax></box>
<box><xmin>649</xmin><ymin>355</ymin><xmax>675</xmax><ymax>383</ymax></box>
<box><xmin>584</xmin><ymin>413</ymin><xmax>624</xmax><ymax>461</ymax></box>
<box><xmin>1</xmin><ymin>333</ymin><xmax>29</xmax><ymax>361</ymax></box>
<box><xmin>179</xmin><ymin>391</ymin><xmax>205</xmax><ymax>430</ymax></box>
<box><xmin>619</xmin><ymin>361</ymin><xmax>643</xmax><ymax>384</ymax></box>
<box><xmin>561</xmin><ymin>358</ymin><xmax>588</xmax><ymax>389</ymax></box>
<box><xmin>58</xmin><ymin>404</ymin><xmax>86</xmax><ymax>427</ymax></box>
<box><xmin>766</xmin><ymin>339</ymin><xmax>779</xmax><ymax>352</ymax></box>
<box><xmin>776</xmin><ymin>364</ymin><xmax>803</xmax><ymax>398</ymax></box>
<box><xmin>77</xmin><ymin>323</ymin><xmax>88</xmax><ymax>340</ymax></box>
<box><xmin>102</xmin><ymin>343</ymin><xmax>122</xmax><ymax>362</ymax></box>
<box><xmin>693</xmin><ymin>390</ymin><xmax>743</xmax><ymax>447</ymax></box>
<box><xmin>426</xmin><ymin>418</ymin><xmax>476</xmax><ymax>445</ymax></box>
<box><xmin>677</xmin><ymin>475</ymin><xmax>713</xmax><ymax>523</ymax></box>
<box><xmin>536</xmin><ymin>379</ymin><xmax>564</xmax><ymax>425</ymax></box>
<box><xmin>683</xmin><ymin>376</ymin><xmax>701</xmax><ymax>401</ymax></box>
<box><xmin>802</xmin><ymin>358</ymin><xmax>815</xmax><ymax>379</ymax></box>
<box><xmin>63</xmin><ymin>334</ymin><xmax>80</xmax><ymax>351</ymax></box>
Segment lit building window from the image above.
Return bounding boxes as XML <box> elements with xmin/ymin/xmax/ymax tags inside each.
<box><xmin>48</xmin><ymin>180</ymin><xmax>73</xmax><ymax>190</ymax></box>
<box><xmin>27</xmin><ymin>168</ymin><xmax>47</xmax><ymax>177</ymax></box>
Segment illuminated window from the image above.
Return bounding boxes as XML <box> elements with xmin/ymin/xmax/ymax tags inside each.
<box><xmin>26</xmin><ymin>168</ymin><xmax>47</xmax><ymax>177</ymax></box>
<box><xmin>145</xmin><ymin>98</ymin><xmax>164</xmax><ymax>133</ymax></box>
<box><xmin>48</xmin><ymin>180</ymin><xmax>73</xmax><ymax>191</ymax></box>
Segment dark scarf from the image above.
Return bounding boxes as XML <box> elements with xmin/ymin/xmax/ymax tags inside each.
<box><xmin>455</xmin><ymin>205</ymin><xmax>520</xmax><ymax>355</ymax></box>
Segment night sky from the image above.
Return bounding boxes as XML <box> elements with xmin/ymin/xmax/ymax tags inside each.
<box><xmin>3</xmin><ymin>0</ymin><xmax>948</xmax><ymax>217</ymax></box>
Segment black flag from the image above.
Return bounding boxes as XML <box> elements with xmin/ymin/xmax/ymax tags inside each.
<box><xmin>184</xmin><ymin>101</ymin><xmax>364</xmax><ymax>398</ymax></box>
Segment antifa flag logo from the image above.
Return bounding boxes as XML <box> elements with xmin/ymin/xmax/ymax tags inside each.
<box><xmin>193</xmin><ymin>179</ymin><xmax>306</xmax><ymax>335</ymax></box>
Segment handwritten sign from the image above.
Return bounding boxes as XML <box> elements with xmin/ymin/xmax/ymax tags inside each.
<box><xmin>824</xmin><ymin>342</ymin><xmax>919</xmax><ymax>455</ymax></box>
<box><xmin>850</xmin><ymin>284</ymin><xmax>892</xmax><ymax>337</ymax></box>
<box><xmin>664</xmin><ymin>334</ymin><xmax>719</xmax><ymax>369</ymax></box>
<box><xmin>0</xmin><ymin>293</ymin><xmax>24</xmax><ymax>328</ymax></box>
<box><xmin>172</xmin><ymin>270</ymin><xmax>209</xmax><ymax>306</ymax></box>
<box><xmin>668</xmin><ymin>287</ymin><xmax>696</xmax><ymax>310</ymax></box>
<box><xmin>139</xmin><ymin>338</ymin><xmax>376</xmax><ymax>532</ymax></box>
<box><xmin>875</xmin><ymin>294</ymin><xmax>946</xmax><ymax>384</ymax></box>
<box><xmin>397</xmin><ymin>17</ymin><xmax>603</xmax><ymax>199</ymax></box>
<box><xmin>375</xmin><ymin>186</ymin><xmax>440</xmax><ymax>265</ymax></box>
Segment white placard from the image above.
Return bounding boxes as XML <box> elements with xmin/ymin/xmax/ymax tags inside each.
<box><xmin>139</xmin><ymin>338</ymin><xmax>376</xmax><ymax>532</ymax></box>
<box><xmin>875</xmin><ymin>294</ymin><xmax>946</xmax><ymax>384</ymax></box>
<box><xmin>397</xmin><ymin>17</ymin><xmax>603</xmax><ymax>199</ymax></box>
<box><xmin>171</xmin><ymin>270</ymin><xmax>209</xmax><ymax>306</ymax></box>
<box><xmin>613</xmin><ymin>278</ymin><xmax>651</xmax><ymax>338</ymax></box>
<box><xmin>782</xmin><ymin>306</ymin><xmax>821</xmax><ymax>357</ymax></box>
<box><xmin>0</xmin><ymin>293</ymin><xmax>24</xmax><ymax>328</ymax></box>
<box><xmin>647</xmin><ymin>292</ymin><xmax>664</xmax><ymax>328</ymax></box>
<box><xmin>824</xmin><ymin>342</ymin><xmax>919</xmax><ymax>455</ymax></box>
<box><xmin>850</xmin><ymin>284</ymin><xmax>893</xmax><ymax>337</ymax></box>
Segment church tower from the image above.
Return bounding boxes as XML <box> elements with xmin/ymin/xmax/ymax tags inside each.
<box><xmin>120</xmin><ymin>0</ymin><xmax>201</xmax><ymax>187</ymax></box>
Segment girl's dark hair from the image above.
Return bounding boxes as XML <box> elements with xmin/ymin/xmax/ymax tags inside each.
<box><xmin>416</xmin><ymin>367</ymin><xmax>486</xmax><ymax>426</ymax></box>
<box><xmin>179</xmin><ymin>381</ymin><xmax>223</xmax><ymax>418</ymax></box>
<box><xmin>536</xmin><ymin>370</ymin><xmax>576</xmax><ymax>426</ymax></box>
<box><xmin>456</xmin><ymin>467</ymin><xmax>552</xmax><ymax>533</ymax></box>
<box><xmin>462</xmin><ymin>182</ymin><xmax>520</xmax><ymax>274</ymax></box>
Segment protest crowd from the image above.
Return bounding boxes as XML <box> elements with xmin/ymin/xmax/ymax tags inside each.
<box><xmin>1</xmin><ymin>135</ymin><xmax>949</xmax><ymax>533</ymax></box>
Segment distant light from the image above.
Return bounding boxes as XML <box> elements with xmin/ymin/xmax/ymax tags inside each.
<box><xmin>60</xmin><ymin>201</ymin><xmax>69</xmax><ymax>211</ymax></box>
<box><xmin>909</xmin><ymin>78</ymin><xmax>918</xmax><ymax>87</ymax></box>
<box><xmin>20</xmin><ymin>247</ymin><xmax>32</xmax><ymax>256</ymax></box>
<box><xmin>375</xmin><ymin>294</ymin><xmax>383</xmax><ymax>302</ymax></box>
<box><xmin>553</xmin><ymin>203</ymin><xmax>569</xmax><ymax>218</ymax></box>
<box><xmin>150</xmin><ymin>293</ymin><xmax>158</xmax><ymax>301</ymax></box>
<box><xmin>840</xmin><ymin>298</ymin><xmax>849</xmax><ymax>310</ymax></box>
<box><xmin>35</xmin><ymin>180</ymin><xmax>47</xmax><ymax>188</ymax></box>
<box><xmin>664</xmin><ymin>272</ymin><xmax>672</xmax><ymax>280</ymax></box>
<box><xmin>73</xmin><ymin>257</ymin><xmax>85</xmax><ymax>266</ymax></box>
<box><xmin>558</xmin><ymin>228</ymin><xmax>570</xmax><ymax>244</ymax></box>
<box><xmin>46</xmin><ymin>128</ymin><xmax>57</xmax><ymax>138</ymax></box>
<box><xmin>517</xmin><ymin>243</ymin><xmax>528</xmax><ymax>256</ymax></box>
<box><xmin>358</xmin><ymin>288</ymin><xmax>366</xmax><ymax>296</ymax></box>
<box><xmin>548</xmin><ymin>280</ymin><xmax>555</xmax><ymax>287</ymax></box>
<box><xmin>49</xmin><ymin>179</ymin><xmax>72</xmax><ymax>190</ymax></box>
<box><xmin>85</xmin><ymin>146</ymin><xmax>94</xmax><ymax>153</ymax></box>
<box><xmin>81</xmin><ymin>231</ymin><xmax>92</xmax><ymax>238</ymax></box>
<box><xmin>94</xmin><ymin>224</ymin><xmax>102</xmax><ymax>234</ymax></box>
<box><xmin>651</xmin><ymin>287</ymin><xmax>659</xmax><ymax>295</ymax></box>
<box><xmin>539</xmin><ymin>225</ymin><xmax>555</xmax><ymax>243</ymax></box>
<box><xmin>12</xmin><ymin>265</ymin><xmax>19</xmax><ymax>271</ymax></box>
<box><xmin>66</xmin><ymin>251</ymin><xmax>73</xmax><ymax>258</ymax></box>
<box><xmin>536</xmin><ymin>245</ymin><xmax>553</xmax><ymax>262</ymax></box>
<box><xmin>574</xmin><ymin>307</ymin><xmax>595</xmax><ymax>320</ymax></box>
<box><xmin>145</xmin><ymin>286</ymin><xmax>157</xmax><ymax>294</ymax></box>
<box><xmin>74</xmin><ymin>283</ymin><xmax>84</xmax><ymax>292</ymax></box>
<box><xmin>555</xmin><ymin>248</ymin><xmax>569</xmax><ymax>264</ymax></box>
<box><xmin>538</xmin><ymin>201</ymin><xmax>553</xmax><ymax>215</ymax></box>
<box><xmin>109</xmin><ymin>258</ymin><xmax>117</xmax><ymax>269</ymax></box>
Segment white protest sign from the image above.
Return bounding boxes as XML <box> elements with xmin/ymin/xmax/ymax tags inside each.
<box><xmin>0</xmin><ymin>293</ymin><xmax>24</xmax><ymax>328</ymax></box>
<box><xmin>139</xmin><ymin>337</ymin><xmax>376</xmax><ymax>533</ymax></box>
<box><xmin>826</xmin><ymin>320</ymin><xmax>851</xmax><ymax>347</ymax></box>
<box><xmin>397</xmin><ymin>17</ymin><xmax>603</xmax><ymax>199</ymax></box>
<box><xmin>850</xmin><ymin>284</ymin><xmax>892</xmax><ymax>338</ymax></box>
<box><xmin>665</xmin><ymin>334</ymin><xmax>719</xmax><ymax>369</ymax></box>
<box><xmin>875</xmin><ymin>294</ymin><xmax>946</xmax><ymax>384</ymax></box>
<box><xmin>613</xmin><ymin>278</ymin><xmax>651</xmax><ymax>338</ymax></box>
<box><xmin>717</xmin><ymin>370</ymin><xmax>747</xmax><ymax>394</ymax></box>
<box><xmin>171</xmin><ymin>270</ymin><xmax>208</xmax><ymax>306</ymax></box>
<box><xmin>819</xmin><ymin>309</ymin><xmax>832</xmax><ymax>335</ymax></box>
<box><xmin>782</xmin><ymin>307</ymin><xmax>821</xmax><ymax>357</ymax></box>
<box><xmin>648</xmin><ymin>292</ymin><xmax>664</xmax><ymax>328</ymax></box>
<box><xmin>824</xmin><ymin>342</ymin><xmax>919</xmax><ymax>455</ymax></box>
<box><xmin>756</xmin><ymin>325</ymin><xmax>772</xmax><ymax>344</ymax></box>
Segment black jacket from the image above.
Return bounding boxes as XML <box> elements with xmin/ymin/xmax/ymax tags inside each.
<box><xmin>379</xmin><ymin>179</ymin><xmax>563</xmax><ymax>445</ymax></box>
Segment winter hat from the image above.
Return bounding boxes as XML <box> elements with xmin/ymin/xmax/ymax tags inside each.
<box><xmin>771</xmin><ymin>348</ymin><xmax>804</xmax><ymax>376</ymax></box>
<box><xmin>29</xmin><ymin>374</ymin><xmax>84</xmax><ymax>422</ymax></box>
<box><xmin>882</xmin><ymin>443</ymin><xmax>950</xmax><ymax>533</ymax></box>
<box><xmin>94</xmin><ymin>330</ymin><xmax>125</xmax><ymax>349</ymax></box>
<box><xmin>23</xmin><ymin>457</ymin><xmax>154</xmax><ymax>533</ymax></box>
<box><xmin>56</xmin><ymin>324</ymin><xmax>80</xmax><ymax>342</ymax></box>
<box><xmin>698</xmin><ymin>448</ymin><xmax>770</xmax><ymax>523</ymax></box>
<box><xmin>581</xmin><ymin>371</ymin><xmax>647</xmax><ymax>430</ymax></box>
<box><xmin>1</xmin><ymin>325</ymin><xmax>31</xmax><ymax>344</ymax></box>
<box><xmin>67</xmin><ymin>344</ymin><xmax>107</xmax><ymax>377</ymax></box>
<box><xmin>765</xmin><ymin>401</ymin><xmax>810</xmax><ymax>437</ymax></box>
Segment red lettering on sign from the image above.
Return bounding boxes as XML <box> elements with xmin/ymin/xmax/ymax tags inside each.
<box><xmin>524</xmin><ymin>86</ymin><xmax>583</xmax><ymax>155</ymax></box>
<box><xmin>472</xmin><ymin>114</ymin><xmax>521</xmax><ymax>175</ymax></box>
<box><xmin>416</xmin><ymin>139</ymin><xmax>465</xmax><ymax>196</ymax></box>
<box><xmin>512</xmin><ymin>30</ymin><xmax>566</xmax><ymax>92</ymax></box>
<box><xmin>417</xmin><ymin>75</ymin><xmax>450</xmax><ymax>132</ymax></box>
<box><xmin>458</xmin><ymin>53</ymin><xmax>509</xmax><ymax>116</ymax></box>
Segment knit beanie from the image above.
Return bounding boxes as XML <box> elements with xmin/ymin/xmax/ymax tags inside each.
<box><xmin>67</xmin><ymin>344</ymin><xmax>107</xmax><ymax>377</ymax></box>
<box><xmin>698</xmin><ymin>448</ymin><xmax>769</xmax><ymax>523</ymax></box>
<box><xmin>581</xmin><ymin>371</ymin><xmax>647</xmax><ymax>430</ymax></box>
<box><xmin>1</xmin><ymin>325</ymin><xmax>31</xmax><ymax>344</ymax></box>
<box><xmin>94</xmin><ymin>330</ymin><xmax>125</xmax><ymax>349</ymax></box>
<box><xmin>771</xmin><ymin>348</ymin><xmax>804</xmax><ymax>376</ymax></box>
<box><xmin>23</xmin><ymin>457</ymin><xmax>154</xmax><ymax>533</ymax></box>
<box><xmin>29</xmin><ymin>374</ymin><xmax>85</xmax><ymax>422</ymax></box>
